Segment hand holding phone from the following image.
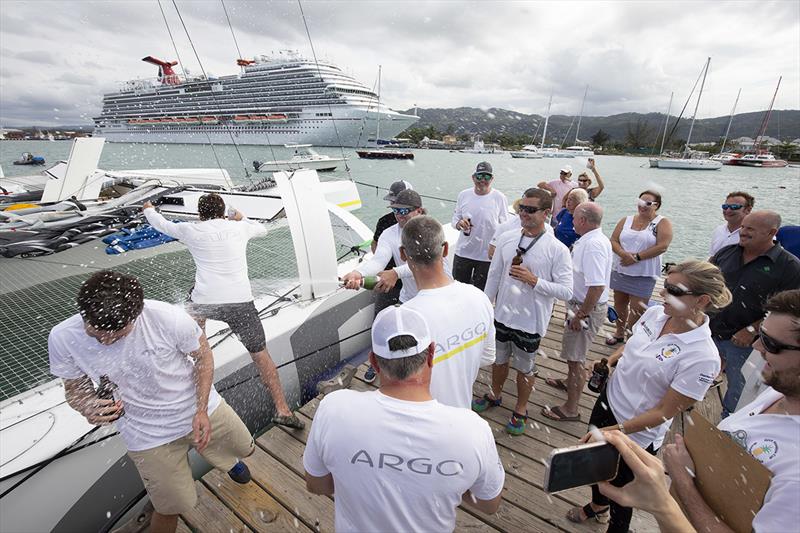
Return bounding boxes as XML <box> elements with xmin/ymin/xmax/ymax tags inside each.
<box><xmin>543</xmin><ymin>440</ymin><xmax>620</xmax><ymax>493</ymax></box>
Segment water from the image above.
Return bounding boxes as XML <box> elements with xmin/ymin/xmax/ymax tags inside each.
<box><xmin>2</xmin><ymin>140</ymin><xmax>799</xmax><ymax>261</ymax></box>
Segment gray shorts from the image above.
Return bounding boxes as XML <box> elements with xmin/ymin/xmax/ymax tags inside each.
<box><xmin>561</xmin><ymin>300</ymin><xmax>607</xmax><ymax>362</ymax></box>
<box><xmin>495</xmin><ymin>340</ymin><xmax>537</xmax><ymax>375</ymax></box>
<box><xmin>187</xmin><ymin>300</ymin><xmax>266</xmax><ymax>353</ymax></box>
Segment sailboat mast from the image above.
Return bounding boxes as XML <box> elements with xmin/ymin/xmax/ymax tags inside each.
<box><xmin>754</xmin><ymin>76</ymin><xmax>781</xmax><ymax>152</ymax></box>
<box><xmin>719</xmin><ymin>88</ymin><xmax>741</xmax><ymax>154</ymax></box>
<box><xmin>540</xmin><ymin>95</ymin><xmax>552</xmax><ymax>150</ymax></box>
<box><xmin>658</xmin><ymin>92</ymin><xmax>674</xmax><ymax>156</ymax></box>
<box><xmin>376</xmin><ymin>65</ymin><xmax>382</xmax><ymax>143</ymax></box>
<box><xmin>575</xmin><ymin>85</ymin><xmax>588</xmax><ymax>143</ymax></box>
<box><xmin>684</xmin><ymin>57</ymin><xmax>710</xmax><ymax>155</ymax></box>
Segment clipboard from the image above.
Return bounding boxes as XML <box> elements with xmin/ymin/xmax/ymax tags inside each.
<box><xmin>672</xmin><ymin>411</ymin><xmax>772</xmax><ymax>533</ymax></box>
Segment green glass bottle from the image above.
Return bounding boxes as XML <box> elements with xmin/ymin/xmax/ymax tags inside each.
<box><xmin>362</xmin><ymin>276</ymin><xmax>379</xmax><ymax>290</ymax></box>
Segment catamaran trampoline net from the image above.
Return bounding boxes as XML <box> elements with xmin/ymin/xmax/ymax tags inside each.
<box><xmin>0</xmin><ymin>212</ymin><xmax>366</xmax><ymax>402</ymax></box>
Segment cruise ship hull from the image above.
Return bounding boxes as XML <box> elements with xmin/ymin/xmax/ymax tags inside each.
<box><xmin>96</xmin><ymin>109</ymin><xmax>417</xmax><ymax>148</ymax></box>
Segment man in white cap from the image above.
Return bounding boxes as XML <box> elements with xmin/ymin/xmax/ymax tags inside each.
<box><xmin>303</xmin><ymin>305</ymin><xmax>505</xmax><ymax>532</ymax></box>
<box><xmin>371</xmin><ymin>180</ymin><xmax>414</xmax><ymax>312</ymax></box>
<box><xmin>451</xmin><ymin>161</ymin><xmax>510</xmax><ymax>290</ymax></box>
<box><xmin>538</xmin><ymin>165</ymin><xmax>577</xmax><ymax>225</ymax></box>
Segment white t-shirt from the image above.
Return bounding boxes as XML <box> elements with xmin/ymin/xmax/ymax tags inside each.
<box><xmin>709</xmin><ymin>223</ymin><xmax>741</xmax><ymax>256</ymax></box>
<box><xmin>144</xmin><ymin>208</ymin><xmax>266</xmax><ymax>304</ymax></box>
<box><xmin>48</xmin><ymin>300</ymin><xmax>222</xmax><ymax>452</ymax></box>
<box><xmin>303</xmin><ymin>389</ymin><xmax>505</xmax><ymax>533</ymax></box>
<box><xmin>607</xmin><ymin>305</ymin><xmax>720</xmax><ymax>449</ymax></box>
<box><xmin>571</xmin><ymin>227</ymin><xmax>612</xmax><ymax>304</ymax></box>
<box><xmin>489</xmin><ymin>215</ymin><xmax>521</xmax><ymax>248</ymax></box>
<box><xmin>404</xmin><ymin>281</ymin><xmax>496</xmax><ymax>409</ymax></box>
<box><xmin>614</xmin><ymin>215</ymin><xmax>664</xmax><ymax>278</ymax></box>
<box><xmin>718</xmin><ymin>387</ymin><xmax>800</xmax><ymax>533</ymax></box>
<box><xmin>484</xmin><ymin>228</ymin><xmax>573</xmax><ymax>335</ymax></box>
<box><xmin>451</xmin><ymin>188</ymin><xmax>509</xmax><ymax>262</ymax></box>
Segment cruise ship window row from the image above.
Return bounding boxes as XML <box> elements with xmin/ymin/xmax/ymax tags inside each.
<box><xmin>100</xmin><ymin>98</ymin><xmax>346</xmax><ymax>115</ymax></box>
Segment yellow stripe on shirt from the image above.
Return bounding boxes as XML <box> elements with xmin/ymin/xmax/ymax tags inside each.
<box><xmin>433</xmin><ymin>333</ymin><xmax>488</xmax><ymax>365</ymax></box>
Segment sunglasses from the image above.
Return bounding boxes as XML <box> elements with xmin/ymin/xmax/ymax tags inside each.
<box><xmin>474</xmin><ymin>173</ymin><xmax>493</xmax><ymax>181</ymax></box>
<box><xmin>518</xmin><ymin>204</ymin><xmax>547</xmax><ymax>214</ymax></box>
<box><xmin>664</xmin><ymin>282</ymin><xmax>699</xmax><ymax>298</ymax></box>
<box><xmin>721</xmin><ymin>203</ymin><xmax>744</xmax><ymax>211</ymax></box>
<box><xmin>758</xmin><ymin>326</ymin><xmax>800</xmax><ymax>354</ymax></box>
<box><xmin>578</xmin><ymin>179</ymin><xmax>590</xmax><ymax>183</ymax></box>
<box><xmin>638</xmin><ymin>199</ymin><xmax>658</xmax><ymax>207</ymax></box>
<box><xmin>391</xmin><ymin>207</ymin><xmax>415</xmax><ymax>216</ymax></box>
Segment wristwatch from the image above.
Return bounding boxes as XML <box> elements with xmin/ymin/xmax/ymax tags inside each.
<box><xmin>634</xmin><ymin>253</ymin><xmax>641</xmax><ymax>262</ymax></box>
<box><xmin>617</xmin><ymin>423</ymin><xmax>626</xmax><ymax>434</ymax></box>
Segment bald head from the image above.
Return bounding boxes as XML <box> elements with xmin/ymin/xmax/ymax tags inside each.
<box><xmin>573</xmin><ymin>202</ymin><xmax>603</xmax><ymax>235</ymax></box>
<box><xmin>740</xmin><ymin>210</ymin><xmax>781</xmax><ymax>251</ymax></box>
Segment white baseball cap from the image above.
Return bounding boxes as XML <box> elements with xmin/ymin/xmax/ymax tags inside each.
<box><xmin>560</xmin><ymin>164</ymin><xmax>573</xmax><ymax>174</ymax></box>
<box><xmin>371</xmin><ymin>305</ymin><xmax>431</xmax><ymax>359</ymax></box>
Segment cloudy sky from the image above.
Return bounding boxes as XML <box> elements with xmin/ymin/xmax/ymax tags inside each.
<box><xmin>1</xmin><ymin>0</ymin><xmax>798</xmax><ymax>126</ymax></box>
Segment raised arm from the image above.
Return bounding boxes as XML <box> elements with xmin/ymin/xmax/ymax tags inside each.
<box><xmin>143</xmin><ymin>205</ymin><xmax>190</xmax><ymax>240</ymax></box>
<box><xmin>589</xmin><ymin>163</ymin><xmax>605</xmax><ymax>199</ymax></box>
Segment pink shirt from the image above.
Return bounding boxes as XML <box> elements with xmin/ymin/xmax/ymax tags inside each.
<box><xmin>547</xmin><ymin>179</ymin><xmax>578</xmax><ymax>210</ymax></box>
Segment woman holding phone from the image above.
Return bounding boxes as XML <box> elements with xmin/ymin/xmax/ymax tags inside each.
<box><xmin>567</xmin><ymin>260</ymin><xmax>731</xmax><ymax>531</ymax></box>
<box><xmin>606</xmin><ymin>190</ymin><xmax>673</xmax><ymax>345</ymax></box>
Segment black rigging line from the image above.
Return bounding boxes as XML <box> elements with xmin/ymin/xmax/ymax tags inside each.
<box><xmin>296</xmin><ymin>0</ymin><xmax>352</xmax><ymax>175</ymax></box>
<box><xmin>156</xmin><ymin>0</ymin><xmax>227</xmax><ymax>179</ymax></box>
<box><xmin>169</xmin><ymin>0</ymin><xmax>256</xmax><ymax>180</ymax></box>
<box><xmin>220</xmin><ymin>0</ymin><xmax>243</xmax><ymax>60</ymax></box>
<box><xmin>662</xmin><ymin>61</ymin><xmax>706</xmax><ymax>151</ymax></box>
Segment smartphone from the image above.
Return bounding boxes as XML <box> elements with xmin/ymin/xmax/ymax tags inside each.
<box><xmin>543</xmin><ymin>441</ymin><xmax>620</xmax><ymax>493</ymax></box>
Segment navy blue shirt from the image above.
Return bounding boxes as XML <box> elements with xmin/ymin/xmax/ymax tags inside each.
<box><xmin>710</xmin><ymin>243</ymin><xmax>800</xmax><ymax>340</ymax></box>
<box><xmin>554</xmin><ymin>208</ymin><xmax>579</xmax><ymax>249</ymax></box>
<box><xmin>776</xmin><ymin>225</ymin><xmax>800</xmax><ymax>259</ymax></box>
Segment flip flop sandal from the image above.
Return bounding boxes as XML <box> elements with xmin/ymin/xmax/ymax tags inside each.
<box><xmin>544</xmin><ymin>377</ymin><xmax>568</xmax><ymax>391</ymax></box>
<box><xmin>541</xmin><ymin>406</ymin><xmax>581</xmax><ymax>422</ymax></box>
<box><xmin>272</xmin><ymin>414</ymin><xmax>305</xmax><ymax>430</ymax></box>
<box><xmin>605</xmin><ymin>336</ymin><xmax>625</xmax><ymax>346</ymax></box>
<box><xmin>566</xmin><ymin>503</ymin><xmax>610</xmax><ymax>524</ymax></box>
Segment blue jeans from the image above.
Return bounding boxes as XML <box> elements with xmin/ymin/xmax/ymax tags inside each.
<box><xmin>715</xmin><ymin>338</ymin><xmax>755</xmax><ymax>417</ymax></box>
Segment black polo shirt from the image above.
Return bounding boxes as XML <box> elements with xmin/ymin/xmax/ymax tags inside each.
<box><xmin>710</xmin><ymin>243</ymin><xmax>800</xmax><ymax>340</ymax></box>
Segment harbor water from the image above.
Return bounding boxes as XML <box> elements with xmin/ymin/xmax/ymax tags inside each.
<box><xmin>2</xmin><ymin>139</ymin><xmax>799</xmax><ymax>262</ymax></box>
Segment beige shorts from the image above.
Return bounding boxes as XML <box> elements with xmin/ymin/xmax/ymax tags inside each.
<box><xmin>127</xmin><ymin>399</ymin><xmax>254</xmax><ymax>515</ymax></box>
<box><xmin>561</xmin><ymin>300</ymin><xmax>607</xmax><ymax>362</ymax></box>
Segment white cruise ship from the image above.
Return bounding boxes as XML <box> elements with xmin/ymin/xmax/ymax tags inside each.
<box><xmin>93</xmin><ymin>50</ymin><xmax>418</xmax><ymax>147</ymax></box>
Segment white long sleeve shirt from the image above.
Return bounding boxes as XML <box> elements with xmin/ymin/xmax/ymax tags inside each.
<box><xmin>144</xmin><ymin>208</ymin><xmax>266</xmax><ymax>304</ymax></box>
<box><xmin>451</xmin><ymin>188</ymin><xmax>509</xmax><ymax>262</ymax></box>
<box><xmin>485</xmin><ymin>228</ymin><xmax>573</xmax><ymax>335</ymax></box>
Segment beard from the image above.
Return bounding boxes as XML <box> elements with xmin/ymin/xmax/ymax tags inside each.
<box><xmin>763</xmin><ymin>368</ymin><xmax>800</xmax><ymax>397</ymax></box>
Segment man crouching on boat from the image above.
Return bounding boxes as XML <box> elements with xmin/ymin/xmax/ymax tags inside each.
<box><xmin>143</xmin><ymin>194</ymin><xmax>304</xmax><ymax>430</ymax></box>
<box><xmin>49</xmin><ymin>270</ymin><xmax>255</xmax><ymax>533</ymax></box>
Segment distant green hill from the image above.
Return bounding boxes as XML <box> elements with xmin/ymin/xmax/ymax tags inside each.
<box><xmin>401</xmin><ymin>107</ymin><xmax>800</xmax><ymax>144</ymax></box>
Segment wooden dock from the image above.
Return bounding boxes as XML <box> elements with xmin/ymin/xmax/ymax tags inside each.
<box><xmin>175</xmin><ymin>289</ymin><xmax>724</xmax><ymax>533</ymax></box>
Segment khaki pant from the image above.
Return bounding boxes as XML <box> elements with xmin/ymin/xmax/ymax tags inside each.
<box><xmin>128</xmin><ymin>399</ymin><xmax>254</xmax><ymax>515</ymax></box>
<box><xmin>561</xmin><ymin>300</ymin><xmax>607</xmax><ymax>362</ymax></box>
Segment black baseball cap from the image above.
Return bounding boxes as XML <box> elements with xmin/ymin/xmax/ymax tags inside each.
<box><xmin>390</xmin><ymin>189</ymin><xmax>423</xmax><ymax>209</ymax></box>
<box><xmin>383</xmin><ymin>180</ymin><xmax>413</xmax><ymax>202</ymax></box>
<box><xmin>474</xmin><ymin>162</ymin><xmax>493</xmax><ymax>176</ymax></box>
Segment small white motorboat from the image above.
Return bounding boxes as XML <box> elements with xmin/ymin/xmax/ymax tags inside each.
<box><xmin>254</xmin><ymin>144</ymin><xmax>347</xmax><ymax>172</ymax></box>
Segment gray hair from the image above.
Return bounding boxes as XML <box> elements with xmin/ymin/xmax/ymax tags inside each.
<box><xmin>401</xmin><ymin>215</ymin><xmax>445</xmax><ymax>266</ymax></box>
<box><xmin>567</xmin><ymin>188</ymin><xmax>589</xmax><ymax>204</ymax></box>
<box><xmin>374</xmin><ymin>334</ymin><xmax>428</xmax><ymax>380</ymax></box>
<box><xmin>576</xmin><ymin>202</ymin><xmax>603</xmax><ymax>226</ymax></box>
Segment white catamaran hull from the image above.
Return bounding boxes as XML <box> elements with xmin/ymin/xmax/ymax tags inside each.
<box><xmin>656</xmin><ymin>158</ymin><xmax>722</xmax><ymax>170</ymax></box>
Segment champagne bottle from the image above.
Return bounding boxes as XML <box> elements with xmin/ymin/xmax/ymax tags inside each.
<box><xmin>587</xmin><ymin>358</ymin><xmax>610</xmax><ymax>393</ymax></box>
<box><xmin>463</xmin><ymin>218</ymin><xmax>472</xmax><ymax>236</ymax></box>
<box><xmin>97</xmin><ymin>375</ymin><xmax>124</xmax><ymax>417</ymax></box>
<box><xmin>361</xmin><ymin>276</ymin><xmax>379</xmax><ymax>290</ymax></box>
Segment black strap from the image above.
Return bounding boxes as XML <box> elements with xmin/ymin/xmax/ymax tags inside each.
<box><xmin>516</xmin><ymin>229</ymin><xmax>545</xmax><ymax>256</ymax></box>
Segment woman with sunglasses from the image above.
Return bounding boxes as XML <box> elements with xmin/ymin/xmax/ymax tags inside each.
<box><xmin>568</xmin><ymin>259</ymin><xmax>731</xmax><ymax>531</ymax></box>
<box><xmin>577</xmin><ymin>158</ymin><xmax>605</xmax><ymax>201</ymax></box>
<box><xmin>554</xmin><ymin>187</ymin><xmax>589</xmax><ymax>249</ymax></box>
<box><xmin>607</xmin><ymin>190</ymin><xmax>673</xmax><ymax>345</ymax></box>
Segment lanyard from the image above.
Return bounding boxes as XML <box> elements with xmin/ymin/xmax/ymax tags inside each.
<box><xmin>516</xmin><ymin>230</ymin><xmax>545</xmax><ymax>257</ymax></box>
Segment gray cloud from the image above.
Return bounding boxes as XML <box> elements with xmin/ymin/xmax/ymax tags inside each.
<box><xmin>1</xmin><ymin>0</ymin><xmax>798</xmax><ymax>127</ymax></box>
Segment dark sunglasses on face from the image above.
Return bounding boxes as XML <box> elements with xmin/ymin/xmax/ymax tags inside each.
<box><xmin>474</xmin><ymin>173</ymin><xmax>493</xmax><ymax>181</ymax></box>
<box><xmin>759</xmin><ymin>326</ymin><xmax>800</xmax><ymax>354</ymax></box>
<box><xmin>664</xmin><ymin>282</ymin><xmax>698</xmax><ymax>298</ymax></box>
<box><xmin>392</xmin><ymin>207</ymin><xmax>414</xmax><ymax>216</ymax></box>
<box><xmin>518</xmin><ymin>204</ymin><xmax>546</xmax><ymax>214</ymax></box>
<box><xmin>721</xmin><ymin>203</ymin><xmax>744</xmax><ymax>211</ymax></box>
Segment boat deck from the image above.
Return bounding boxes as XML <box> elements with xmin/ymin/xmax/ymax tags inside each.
<box><xmin>174</xmin><ymin>286</ymin><xmax>723</xmax><ymax>532</ymax></box>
